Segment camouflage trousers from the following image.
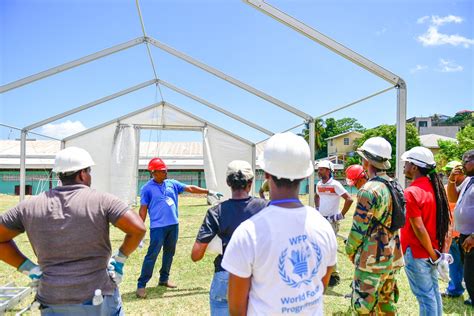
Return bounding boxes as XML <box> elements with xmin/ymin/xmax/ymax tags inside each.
<box><xmin>351</xmin><ymin>268</ymin><xmax>400</xmax><ymax>315</ymax></box>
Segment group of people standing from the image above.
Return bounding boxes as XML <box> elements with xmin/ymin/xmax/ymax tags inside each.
<box><xmin>341</xmin><ymin>142</ymin><xmax>474</xmax><ymax>315</ymax></box>
<box><xmin>0</xmin><ymin>132</ymin><xmax>472</xmax><ymax>316</ymax></box>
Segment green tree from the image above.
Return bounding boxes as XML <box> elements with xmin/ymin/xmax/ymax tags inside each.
<box><xmin>435</xmin><ymin>124</ymin><xmax>474</xmax><ymax>168</ymax></box>
<box><xmin>351</xmin><ymin>123</ymin><xmax>421</xmax><ymax>171</ymax></box>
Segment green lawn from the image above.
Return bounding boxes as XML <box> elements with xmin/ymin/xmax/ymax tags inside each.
<box><xmin>0</xmin><ymin>193</ymin><xmax>471</xmax><ymax>315</ymax></box>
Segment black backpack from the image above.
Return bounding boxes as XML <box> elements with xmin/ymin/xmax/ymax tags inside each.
<box><xmin>369</xmin><ymin>176</ymin><xmax>406</xmax><ymax>232</ymax></box>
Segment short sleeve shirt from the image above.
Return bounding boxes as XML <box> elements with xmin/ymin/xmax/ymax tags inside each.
<box><xmin>0</xmin><ymin>184</ymin><xmax>129</xmax><ymax>305</ymax></box>
<box><xmin>140</xmin><ymin>179</ymin><xmax>187</xmax><ymax>228</ymax></box>
<box><xmin>401</xmin><ymin>177</ymin><xmax>439</xmax><ymax>258</ymax></box>
<box><xmin>222</xmin><ymin>205</ymin><xmax>337</xmax><ymax>315</ymax></box>
<box><xmin>455</xmin><ymin>176</ymin><xmax>474</xmax><ymax>234</ymax></box>
<box><xmin>316</xmin><ymin>178</ymin><xmax>348</xmax><ymax>216</ymax></box>
<box><xmin>196</xmin><ymin>197</ymin><xmax>267</xmax><ymax>272</ymax></box>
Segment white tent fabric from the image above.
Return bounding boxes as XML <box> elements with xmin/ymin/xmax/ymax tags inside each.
<box><xmin>65</xmin><ymin>102</ymin><xmax>254</xmax><ymax>202</ymax></box>
<box><xmin>110</xmin><ymin>124</ymin><xmax>138</xmax><ymax>205</ymax></box>
<box><xmin>203</xmin><ymin>126</ymin><xmax>253</xmax><ymax>199</ymax></box>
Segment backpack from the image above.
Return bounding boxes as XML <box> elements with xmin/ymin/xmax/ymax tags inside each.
<box><xmin>369</xmin><ymin>176</ymin><xmax>406</xmax><ymax>232</ymax></box>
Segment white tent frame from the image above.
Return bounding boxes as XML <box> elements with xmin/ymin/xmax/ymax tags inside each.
<box><xmin>1</xmin><ymin>1</ymin><xmax>406</xmax><ymax>204</ymax></box>
<box><xmin>245</xmin><ymin>0</ymin><xmax>407</xmax><ymax>183</ymax></box>
<box><xmin>2</xmin><ymin>35</ymin><xmax>315</xmax><ymax>202</ymax></box>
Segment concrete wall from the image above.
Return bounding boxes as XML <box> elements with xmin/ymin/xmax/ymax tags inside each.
<box><xmin>419</xmin><ymin>126</ymin><xmax>460</xmax><ymax>138</ymax></box>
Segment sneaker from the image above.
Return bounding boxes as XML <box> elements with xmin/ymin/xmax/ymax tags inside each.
<box><xmin>158</xmin><ymin>281</ymin><xmax>177</xmax><ymax>288</ymax></box>
<box><xmin>328</xmin><ymin>274</ymin><xmax>341</xmax><ymax>287</ymax></box>
<box><xmin>136</xmin><ymin>288</ymin><xmax>147</xmax><ymax>299</ymax></box>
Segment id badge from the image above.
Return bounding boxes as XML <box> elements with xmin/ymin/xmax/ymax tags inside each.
<box><xmin>165</xmin><ymin>197</ymin><xmax>175</xmax><ymax>206</ymax></box>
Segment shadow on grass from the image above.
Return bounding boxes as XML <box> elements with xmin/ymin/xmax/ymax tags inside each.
<box><xmin>122</xmin><ymin>286</ymin><xmax>208</xmax><ymax>302</ymax></box>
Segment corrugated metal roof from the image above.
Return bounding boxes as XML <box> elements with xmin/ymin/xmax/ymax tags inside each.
<box><xmin>0</xmin><ymin>140</ymin><xmax>204</xmax><ymax>169</ymax></box>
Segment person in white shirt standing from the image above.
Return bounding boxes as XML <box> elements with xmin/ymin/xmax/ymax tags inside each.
<box><xmin>314</xmin><ymin>160</ymin><xmax>353</xmax><ymax>286</ymax></box>
<box><xmin>222</xmin><ymin>132</ymin><xmax>337</xmax><ymax>316</ymax></box>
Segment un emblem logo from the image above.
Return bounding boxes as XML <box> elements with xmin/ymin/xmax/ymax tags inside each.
<box><xmin>278</xmin><ymin>236</ymin><xmax>322</xmax><ymax>288</ymax></box>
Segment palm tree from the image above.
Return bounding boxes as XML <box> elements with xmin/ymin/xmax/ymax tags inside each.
<box><xmin>298</xmin><ymin>119</ymin><xmax>325</xmax><ymax>158</ymax></box>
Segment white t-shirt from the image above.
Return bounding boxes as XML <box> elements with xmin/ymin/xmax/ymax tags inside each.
<box><xmin>316</xmin><ymin>178</ymin><xmax>347</xmax><ymax>217</ymax></box>
<box><xmin>221</xmin><ymin>205</ymin><xmax>337</xmax><ymax>316</ymax></box>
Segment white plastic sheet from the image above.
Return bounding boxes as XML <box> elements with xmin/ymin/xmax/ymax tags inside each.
<box><xmin>65</xmin><ymin>103</ymin><xmax>254</xmax><ymax>202</ymax></box>
<box><xmin>109</xmin><ymin>124</ymin><xmax>137</xmax><ymax>205</ymax></box>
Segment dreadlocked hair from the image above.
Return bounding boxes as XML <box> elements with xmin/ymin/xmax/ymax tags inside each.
<box><xmin>226</xmin><ymin>171</ymin><xmax>252</xmax><ymax>190</ymax></box>
<box><xmin>419</xmin><ymin>166</ymin><xmax>451</xmax><ymax>249</ymax></box>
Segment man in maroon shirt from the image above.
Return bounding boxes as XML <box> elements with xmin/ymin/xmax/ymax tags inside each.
<box><xmin>401</xmin><ymin>146</ymin><xmax>452</xmax><ymax>316</ymax></box>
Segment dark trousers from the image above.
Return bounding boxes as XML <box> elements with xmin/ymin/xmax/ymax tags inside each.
<box><xmin>460</xmin><ymin>234</ymin><xmax>474</xmax><ymax>301</ymax></box>
<box><xmin>137</xmin><ymin>224</ymin><xmax>179</xmax><ymax>288</ymax></box>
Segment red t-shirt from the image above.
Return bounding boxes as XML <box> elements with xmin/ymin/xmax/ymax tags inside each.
<box><xmin>401</xmin><ymin>176</ymin><xmax>439</xmax><ymax>258</ymax></box>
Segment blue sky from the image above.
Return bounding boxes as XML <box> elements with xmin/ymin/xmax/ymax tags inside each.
<box><xmin>0</xmin><ymin>0</ymin><xmax>472</xmax><ymax>144</ymax></box>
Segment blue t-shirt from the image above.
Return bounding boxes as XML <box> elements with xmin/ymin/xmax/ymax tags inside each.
<box><xmin>140</xmin><ymin>179</ymin><xmax>187</xmax><ymax>228</ymax></box>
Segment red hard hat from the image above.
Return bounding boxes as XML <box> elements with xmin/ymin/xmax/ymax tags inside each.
<box><xmin>148</xmin><ymin>158</ymin><xmax>167</xmax><ymax>171</ymax></box>
<box><xmin>345</xmin><ymin>164</ymin><xmax>366</xmax><ymax>186</ymax></box>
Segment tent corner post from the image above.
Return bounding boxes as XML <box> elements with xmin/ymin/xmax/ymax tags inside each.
<box><xmin>19</xmin><ymin>130</ymin><xmax>27</xmax><ymax>202</ymax></box>
<box><xmin>308</xmin><ymin>118</ymin><xmax>315</xmax><ymax>207</ymax></box>
<box><xmin>395</xmin><ymin>79</ymin><xmax>407</xmax><ymax>187</ymax></box>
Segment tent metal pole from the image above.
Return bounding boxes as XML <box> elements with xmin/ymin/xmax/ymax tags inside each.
<box><xmin>396</xmin><ymin>80</ymin><xmax>407</xmax><ymax>187</ymax></box>
<box><xmin>147</xmin><ymin>37</ymin><xmax>312</xmax><ymax>120</ymax></box>
<box><xmin>315</xmin><ymin>86</ymin><xmax>396</xmax><ymax>119</ymax></box>
<box><xmin>24</xmin><ymin>80</ymin><xmax>156</xmax><ymax>131</ymax></box>
<box><xmin>0</xmin><ymin>37</ymin><xmax>145</xmax><ymax>94</ymax></box>
<box><xmin>308</xmin><ymin>119</ymin><xmax>315</xmax><ymax>207</ymax></box>
<box><xmin>251</xmin><ymin>144</ymin><xmax>257</xmax><ymax>197</ymax></box>
<box><xmin>0</xmin><ymin>123</ymin><xmax>62</xmax><ymax>141</ymax></box>
<box><xmin>158</xmin><ymin>79</ymin><xmax>274</xmax><ymax>136</ymax></box>
<box><xmin>19</xmin><ymin>130</ymin><xmax>27</xmax><ymax>201</ymax></box>
<box><xmin>243</xmin><ymin>0</ymin><xmax>400</xmax><ymax>85</ymax></box>
<box><xmin>134</xmin><ymin>126</ymin><xmax>141</xmax><ymax>204</ymax></box>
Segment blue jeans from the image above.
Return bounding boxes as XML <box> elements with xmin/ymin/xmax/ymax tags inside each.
<box><xmin>446</xmin><ymin>238</ymin><xmax>464</xmax><ymax>296</ymax></box>
<box><xmin>41</xmin><ymin>288</ymin><xmax>123</xmax><ymax>315</ymax></box>
<box><xmin>404</xmin><ymin>247</ymin><xmax>442</xmax><ymax>316</ymax></box>
<box><xmin>137</xmin><ymin>224</ymin><xmax>179</xmax><ymax>288</ymax></box>
<box><xmin>209</xmin><ymin>271</ymin><xmax>229</xmax><ymax>316</ymax></box>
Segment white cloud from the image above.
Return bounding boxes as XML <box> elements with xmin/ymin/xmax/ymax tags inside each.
<box><xmin>417</xmin><ymin>16</ymin><xmax>430</xmax><ymax>24</ymax></box>
<box><xmin>40</xmin><ymin>120</ymin><xmax>86</xmax><ymax>138</ymax></box>
<box><xmin>431</xmin><ymin>15</ymin><xmax>463</xmax><ymax>26</ymax></box>
<box><xmin>410</xmin><ymin>64</ymin><xmax>428</xmax><ymax>74</ymax></box>
<box><xmin>438</xmin><ymin>58</ymin><xmax>463</xmax><ymax>72</ymax></box>
<box><xmin>417</xmin><ymin>15</ymin><xmax>473</xmax><ymax>48</ymax></box>
<box><xmin>375</xmin><ymin>27</ymin><xmax>387</xmax><ymax>36</ymax></box>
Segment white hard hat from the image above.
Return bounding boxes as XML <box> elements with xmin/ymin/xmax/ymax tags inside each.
<box><xmin>53</xmin><ymin>147</ymin><xmax>95</xmax><ymax>173</ymax></box>
<box><xmin>357</xmin><ymin>137</ymin><xmax>392</xmax><ymax>170</ymax></box>
<box><xmin>317</xmin><ymin>160</ymin><xmax>334</xmax><ymax>172</ymax></box>
<box><xmin>401</xmin><ymin>146</ymin><xmax>436</xmax><ymax>169</ymax></box>
<box><xmin>259</xmin><ymin>132</ymin><xmax>313</xmax><ymax>181</ymax></box>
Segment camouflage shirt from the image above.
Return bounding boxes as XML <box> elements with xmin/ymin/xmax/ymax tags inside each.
<box><xmin>345</xmin><ymin>173</ymin><xmax>404</xmax><ymax>274</ymax></box>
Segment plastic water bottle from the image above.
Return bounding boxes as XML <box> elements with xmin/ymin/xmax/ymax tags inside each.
<box><xmin>92</xmin><ymin>289</ymin><xmax>103</xmax><ymax>306</ymax></box>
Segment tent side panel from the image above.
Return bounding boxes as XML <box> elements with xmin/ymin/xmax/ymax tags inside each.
<box><xmin>203</xmin><ymin>126</ymin><xmax>253</xmax><ymax>200</ymax></box>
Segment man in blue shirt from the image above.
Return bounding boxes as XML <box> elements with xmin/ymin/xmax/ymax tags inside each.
<box><xmin>136</xmin><ymin>157</ymin><xmax>222</xmax><ymax>298</ymax></box>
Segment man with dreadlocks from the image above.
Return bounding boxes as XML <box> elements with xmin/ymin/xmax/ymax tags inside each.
<box><xmin>401</xmin><ymin>146</ymin><xmax>452</xmax><ymax>316</ymax></box>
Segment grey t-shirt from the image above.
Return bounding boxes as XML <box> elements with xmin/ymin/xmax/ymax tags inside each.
<box><xmin>0</xmin><ymin>184</ymin><xmax>129</xmax><ymax>305</ymax></box>
<box><xmin>455</xmin><ymin>176</ymin><xmax>474</xmax><ymax>234</ymax></box>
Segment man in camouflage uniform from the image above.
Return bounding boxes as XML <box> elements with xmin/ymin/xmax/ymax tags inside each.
<box><xmin>345</xmin><ymin>137</ymin><xmax>404</xmax><ymax>315</ymax></box>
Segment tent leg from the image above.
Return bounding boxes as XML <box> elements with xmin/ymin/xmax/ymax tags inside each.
<box><xmin>309</xmin><ymin>119</ymin><xmax>315</xmax><ymax>207</ymax></box>
<box><xmin>251</xmin><ymin>144</ymin><xmax>256</xmax><ymax>197</ymax></box>
<box><xmin>396</xmin><ymin>80</ymin><xmax>407</xmax><ymax>187</ymax></box>
<box><xmin>19</xmin><ymin>130</ymin><xmax>27</xmax><ymax>201</ymax></box>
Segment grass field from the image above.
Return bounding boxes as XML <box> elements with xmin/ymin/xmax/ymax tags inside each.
<box><xmin>1</xmin><ymin>193</ymin><xmax>472</xmax><ymax>315</ymax></box>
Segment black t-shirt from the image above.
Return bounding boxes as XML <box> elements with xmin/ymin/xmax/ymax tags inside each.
<box><xmin>196</xmin><ymin>196</ymin><xmax>268</xmax><ymax>272</ymax></box>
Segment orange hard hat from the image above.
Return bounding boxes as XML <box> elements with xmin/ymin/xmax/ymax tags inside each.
<box><xmin>345</xmin><ymin>164</ymin><xmax>366</xmax><ymax>186</ymax></box>
<box><xmin>148</xmin><ymin>158</ymin><xmax>167</xmax><ymax>171</ymax></box>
